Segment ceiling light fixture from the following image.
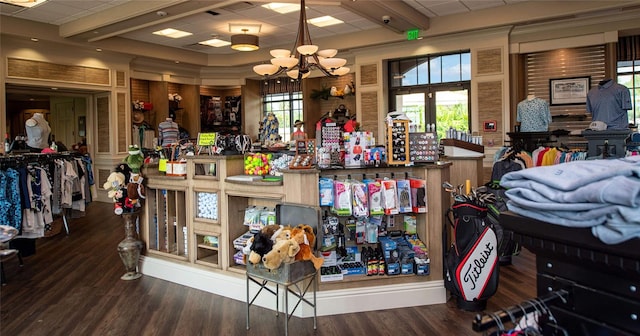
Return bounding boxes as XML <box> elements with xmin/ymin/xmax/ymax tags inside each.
<box><xmin>0</xmin><ymin>0</ymin><xmax>47</xmax><ymax>8</ymax></box>
<box><xmin>152</xmin><ymin>28</ymin><xmax>192</xmax><ymax>39</ymax></box>
<box><xmin>199</xmin><ymin>36</ymin><xmax>231</xmax><ymax>47</ymax></box>
<box><xmin>253</xmin><ymin>0</ymin><xmax>348</xmax><ymax>80</ymax></box>
<box><xmin>231</xmin><ymin>28</ymin><xmax>259</xmax><ymax>51</ymax></box>
<box><xmin>261</xmin><ymin>2</ymin><xmax>300</xmax><ymax>14</ymax></box>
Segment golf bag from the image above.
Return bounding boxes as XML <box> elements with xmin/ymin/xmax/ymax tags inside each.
<box><xmin>444</xmin><ymin>199</ymin><xmax>499</xmax><ymax>311</ymax></box>
<box><xmin>483</xmin><ymin>183</ymin><xmax>521</xmax><ymax>265</ymax></box>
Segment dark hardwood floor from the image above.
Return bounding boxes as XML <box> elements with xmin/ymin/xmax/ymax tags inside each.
<box><xmin>1</xmin><ymin>202</ymin><xmax>536</xmax><ymax>336</ymax></box>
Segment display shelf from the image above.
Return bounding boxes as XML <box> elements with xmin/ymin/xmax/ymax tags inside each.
<box><xmin>188</xmin><ymin>156</ymin><xmax>220</xmax><ymax>181</ymax></box>
<box><xmin>192</xmin><ymin>161</ymin><xmax>218</xmax><ymax>179</ymax></box>
<box><xmin>194</xmin><ymin>190</ymin><xmax>219</xmax><ymax>222</ymax></box>
<box><xmin>193</xmin><ymin>220</ymin><xmax>220</xmax><ymax>233</ymax></box>
<box><xmin>225</xmin><ymin>192</ymin><xmax>283</xmax><ymax>270</ymax></box>
<box><xmin>194</xmin><ymin>233</ymin><xmax>220</xmax><ymax>268</ymax></box>
<box><xmin>145</xmin><ymin>187</ymin><xmax>188</xmax><ymax>260</ymax></box>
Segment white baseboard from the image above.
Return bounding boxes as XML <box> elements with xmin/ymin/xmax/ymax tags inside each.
<box><xmin>140</xmin><ymin>256</ymin><xmax>446</xmax><ymax>317</ymax></box>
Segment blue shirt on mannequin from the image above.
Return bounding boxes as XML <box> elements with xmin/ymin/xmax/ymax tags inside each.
<box><xmin>586</xmin><ymin>79</ymin><xmax>632</xmax><ymax>130</ymax></box>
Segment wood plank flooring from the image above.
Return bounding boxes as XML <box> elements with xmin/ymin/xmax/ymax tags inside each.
<box><xmin>1</xmin><ymin>202</ymin><xmax>536</xmax><ymax>336</ymax></box>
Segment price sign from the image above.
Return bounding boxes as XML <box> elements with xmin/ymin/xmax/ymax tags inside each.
<box><xmin>197</xmin><ymin>133</ymin><xmax>217</xmax><ymax>146</ymax></box>
<box><xmin>197</xmin><ymin>132</ymin><xmax>218</xmax><ymax>155</ymax></box>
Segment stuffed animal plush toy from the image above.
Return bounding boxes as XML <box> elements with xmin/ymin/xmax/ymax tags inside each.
<box><xmin>124</xmin><ymin>144</ymin><xmax>144</xmax><ymax>173</ymax></box>
<box><xmin>246</xmin><ymin>231</ymin><xmax>273</xmax><ymax>265</ymax></box>
<box><xmin>114</xmin><ymin>163</ymin><xmax>133</xmax><ymax>186</ymax></box>
<box><xmin>243</xmin><ymin>224</ymin><xmax>291</xmax><ymax>265</ymax></box>
<box><xmin>262</xmin><ymin>239</ymin><xmax>300</xmax><ymax>270</ymax></box>
<box><xmin>103</xmin><ymin>172</ymin><xmax>126</xmax><ymax>200</ymax></box>
<box><xmin>291</xmin><ymin>224</ymin><xmax>324</xmax><ymax>270</ymax></box>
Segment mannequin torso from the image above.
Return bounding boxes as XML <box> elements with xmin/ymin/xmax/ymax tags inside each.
<box><xmin>586</xmin><ymin>79</ymin><xmax>632</xmax><ymax>130</ymax></box>
<box><xmin>25</xmin><ymin>112</ymin><xmax>51</xmax><ymax>149</ymax></box>
<box><xmin>516</xmin><ymin>96</ymin><xmax>551</xmax><ymax>132</ymax></box>
<box><xmin>158</xmin><ymin>118</ymin><xmax>179</xmax><ymax>146</ymax></box>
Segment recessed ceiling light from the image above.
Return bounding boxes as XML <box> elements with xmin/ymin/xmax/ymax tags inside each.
<box><xmin>96</xmin><ymin>48</ymin><xmax>102</xmax><ymax>52</ymax></box>
<box><xmin>51</xmin><ymin>87</ymin><xmax>58</xmax><ymax>90</ymax></box>
<box><xmin>30</xmin><ymin>37</ymin><xmax>38</xmax><ymax>42</ymax></box>
<box><xmin>0</xmin><ymin>0</ymin><xmax>48</xmax><ymax>8</ymax></box>
<box><xmin>198</xmin><ymin>38</ymin><xmax>231</xmax><ymax>48</ymax></box>
<box><xmin>229</xmin><ymin>23</ymin><xmax>262</xmax><ymax>34</ymax></box>
<box><xmin>262</xmin><ymin>2</ymin><xmax>300</xmax><ymax>14</ymax></box>
<box><xmin>152</xmin><ymin>28</ymin><xmax>193</xmax><ymax>39</ymax></box>
<box><xmin>308</xmin><ymin>16</ymin><xmax>343</xmax><ymax>27</ymax></box>
<box><xmin>175</xmin><ymin>60</ymin><xmax>180</xmax><ymax>64</ymax></box>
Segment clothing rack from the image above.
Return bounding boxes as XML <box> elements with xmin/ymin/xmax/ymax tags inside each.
<box><xmin>472</xmin><ymin>289</ymin><xmax>569</xmax><ymax>332</ymax></box>
<box><xmin>1</xmin><ymin>151</ymin><xmax>91</xmax><ymax>236</ymax></box>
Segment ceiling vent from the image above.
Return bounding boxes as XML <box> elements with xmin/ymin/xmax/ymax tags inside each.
<box><xmin>220</xmin><ymin>1</ymin><xmax>255</xmax><ymax>13</ymax></box>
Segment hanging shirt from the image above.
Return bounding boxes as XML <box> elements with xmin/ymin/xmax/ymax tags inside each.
<box><xmin>158</xmin><ymin>119</ymin><xmax>179</xmax><ymax>146</ymax></box>
<box><xmin>21</xmin><ymin>167</ymin><xmax>53</xmax><ymax>238</ymax></box>
<box><xmin>516</xmin><ymin>97</ymin><xmax>551</xmax><ymax>132</ymax></box>
<box><xmin>586</xmin><ymin>80</ymin><xmax>632</xmax><ymax>130</ymax></box>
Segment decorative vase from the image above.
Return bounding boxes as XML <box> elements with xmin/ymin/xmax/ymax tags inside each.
<box><xmin>118</xmin><ymin>210</ymin><xmax>144</xmax><ymax>280</ymax></box>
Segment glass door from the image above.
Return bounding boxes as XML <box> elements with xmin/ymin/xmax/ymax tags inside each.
<box><xmin>392</xmin><ymin>85</ymin><xmax>469</xmax><ymax>139</ymax></box>
<box><xmin>394</xmin><ymin>92</ymin><xmax>426</xmax><ymax>131</ymax></box>
<box><xmin>432</xmin><ymin>86</ymin><xmax>469</xmax><ymax>139</ymax></box>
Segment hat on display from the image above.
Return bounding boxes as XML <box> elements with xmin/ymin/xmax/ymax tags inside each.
<box><xmin>588</xmin><ymin>121</ymin><xmax>607</xmax><ymax>131</ymax></box>
<box><xmin>132</xmin><ymin>111</ymin><xmax>145</xmax><ymax>124</ymax></box>
<box><xmin>294</xmin><ymin>120</ymin><xmax>304</xmax><ymax>127</ymax></box>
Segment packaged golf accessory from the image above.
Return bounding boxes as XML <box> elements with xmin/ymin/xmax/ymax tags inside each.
<box><xmin>365</xmin><ymin>179</ymin><xmax>384</xmax><ymax>216</ymax></box>
<box><xmin>332</xmin><ymin>179</ymin><xmax>352</xmax><ymax>216</ymax></box>
<box><xmin>396</xmin><ymin>178</ymin><xmax>412</xmax><ymax>213</ymax></box>
<box><xmin>409</xmin><ymin>178</ymin><xmax>427</xmax><ymax>213</ymax></box>
<box><xmin>318</xmin><ymin>177</ymin><xmax>334</xmax><ymax>207</ymax></box>
<box><xmin>351</xmin><ymin>180</ymin><xmax>369</xmax><ymax>218</ymax></box>
<box><xmin>381</xmin><ymin>179</ymin><xmax>399</xmax><ymax>215</ymax></box>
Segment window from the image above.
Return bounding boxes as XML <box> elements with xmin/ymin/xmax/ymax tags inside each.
<box><xmin>262</xmin><ymin>91</ymin><xmax>303</xmax><ymax>142</ymax></box>
<box><xmin>617</xmin><ymin>60</ymin><xmax>640</xmax><ymax>126</ymax></box>
<box><xmin>388</xmin><ymin>51</ymin><xmax>471</xmax><ymax>139</ymax></box>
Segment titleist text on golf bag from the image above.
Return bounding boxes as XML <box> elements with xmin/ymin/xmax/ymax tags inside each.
<box><xmin>444</xmin><ymin>200</ymin><xmax>499</xmax><ymax>311</ymax></box>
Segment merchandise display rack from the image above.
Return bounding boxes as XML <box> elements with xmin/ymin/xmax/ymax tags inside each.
<box><xmin>141</xmin><ymin>155</ymin><xmax>452</xmax><ymax>316</ymax></box>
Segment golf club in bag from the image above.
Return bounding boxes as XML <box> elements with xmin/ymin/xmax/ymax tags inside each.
<box><xmin>442</xmin><ymin>182</ymin><xmax>499</xmax><ymax>311</ymax></box>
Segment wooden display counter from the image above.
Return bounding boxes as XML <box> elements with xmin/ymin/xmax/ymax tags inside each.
<box><xmin>439</xmin><ymin>138</ymin><xmax>485</xmax><ymax>189</ymax></box>
<box><xmin>140</xmin><ymin>155</ymin><xmax>451</xmax><ymax>316</ymax></box>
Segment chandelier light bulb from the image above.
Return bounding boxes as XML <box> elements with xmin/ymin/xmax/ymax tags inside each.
<box><xmin>253</xmin><ymin>64</ymin><xmax>279</xmax><ymax>76</ymax></box>
<box><xmin>317</xmin><ymin>49</ymin><xmax>337</xmax><ymax>58</ymax></box>
<box><xmin>271</xmin><ymin>56</ymin><xmax>299</xmax><ymax>69</ymax></box>
<box><xmin>332</xmin><ymin>66</ymin><xmax>350</xmax><ymax>76</ymax></box>
<box><xmin>297</xmin><ymin>44</ymin><xmax>318</xmax><ymax>55</ymax></box>
<box><xmin>270</xmin><ymin>49</ymin><xmax>291</xmax><ymax>58</ymax></box>
<box><xmin>319</xmin><ymin>57</ymin><xmax>347</xmax><ymax>69</ymax></box>
<box><xmin>287</xmin><ymin>69</ymin><xmax>311</xmax><ymax>79</ymax></box>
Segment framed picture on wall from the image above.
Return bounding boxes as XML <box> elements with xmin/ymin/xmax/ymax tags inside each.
<box><xmin>549</xmin><ymin>76</ymin><xmax>590</xmax><ymax>105</ymax></box>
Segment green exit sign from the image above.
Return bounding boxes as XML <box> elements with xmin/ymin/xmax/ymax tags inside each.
<box><xmin>407</xmin><ymin>29</ymin><xmax>420</xmax><ymax>41</ymax></box>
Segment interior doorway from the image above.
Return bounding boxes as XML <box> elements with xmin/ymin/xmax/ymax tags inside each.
<box><xmin>5</xmin><ymin>85</ymin><xmax>91</xmax><ymax>152</ymax></box>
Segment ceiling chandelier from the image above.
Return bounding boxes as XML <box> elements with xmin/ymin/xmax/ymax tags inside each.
<box><xmin>253</xmin><ymin>0</ymin><xmax>349</xmax><ymax>80</ymax></box>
